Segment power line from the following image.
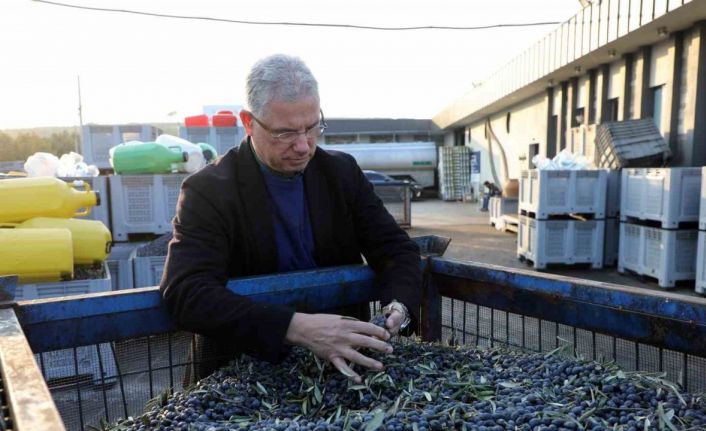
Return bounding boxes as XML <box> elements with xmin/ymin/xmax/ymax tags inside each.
<box><xmin>33</xmin><ymin>0</ymin><xmax>561</xmax><ymax>31</ymax></box>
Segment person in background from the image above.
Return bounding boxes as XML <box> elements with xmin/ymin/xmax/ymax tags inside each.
<box><xmin>160</xmin><ymin>54</ymin><xmax>422</xmax><ymax>383</ymax></box>
<box><xmin>480</xmin><ymin>180</ymin><xmax>502</xmax><ymax>212</ymax></box>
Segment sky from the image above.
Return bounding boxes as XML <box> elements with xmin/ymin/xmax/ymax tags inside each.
<box><xmin>1</xmin><ymin>0</ymin><xmax>580</xmax><ymax>129</ymax></box>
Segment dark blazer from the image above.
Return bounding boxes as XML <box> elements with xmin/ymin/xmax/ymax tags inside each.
<box><xmin>160</xmin><ymin>138</ymin><xmax>421</xmax><ymax>378</ymax></box>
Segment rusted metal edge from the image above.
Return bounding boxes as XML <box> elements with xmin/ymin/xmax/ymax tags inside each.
<box><xmin>0</xmin><ymin>276</ymin><xmax>17</xmax><ymax>309</ymax></box>
<box><xmin>0</xmin><ymin>308</ymin><xmax>65</xmax><ymax>431</ymax></box>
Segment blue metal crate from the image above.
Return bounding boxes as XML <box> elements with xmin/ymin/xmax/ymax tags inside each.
<box><xmin>1</xmin><ymin>250</ymin><xmax>706</xmax><ymax>430</ymax></box>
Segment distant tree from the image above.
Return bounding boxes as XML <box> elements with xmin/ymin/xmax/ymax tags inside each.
<box><xmin>0</xmin><ymin>131</ymin><xmax>79</xmax><ymax>162</ymax></box>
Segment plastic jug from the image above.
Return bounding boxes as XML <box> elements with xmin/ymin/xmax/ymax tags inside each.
<box><xmin>198</xmin><ymin>143</ymin><xmax>218</xmax><ymax>163</ymax></box>
<box><xmin>0</xmin><ymin>177</ymin><xmax>99</xmax><ymax>223</ymax></box>
<box><xmin>16</xmin><ymin>217</ymin><xmax>112</xmax><ymax>265</ymax></box>
<box><xmin>110</xmin><ymin>141</ymin><xmax>188</xmax><ymax>174</ymax></box>
<box><xmin>0</xmin><ymin>228</ymin><xmax>74</xmax><ymax>283</ymax></box>
<box><xmin>155</xmin><ymin>134</ymin><xmax>206</xmax><ymax>173</ymax></box>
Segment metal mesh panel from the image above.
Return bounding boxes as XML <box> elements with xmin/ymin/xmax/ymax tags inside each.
<box><xmin>439</xmin><ymin>295</ymin><xmax>706</xmax><ymax>394</ymax></box>
<box><xmin>370</xmin><ymin>183</ymin><xmax>411</xmax><ymax>228</ymax></box>
<box><xmin>43</xmin><ymin>333</ymin><xmax>195</xmax><ymax>431</ymax></box>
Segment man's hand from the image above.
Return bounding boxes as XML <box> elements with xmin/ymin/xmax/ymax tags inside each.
<box><xmin>284</xmin><ymin>313</ymin><xmax>393</xmax><ymax>383</ymax></box>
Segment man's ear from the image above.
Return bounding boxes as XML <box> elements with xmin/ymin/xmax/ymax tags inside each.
<box><xmin>240</xmin><ymin>110</ymin><xmax>253</xmax><ymax>136</ymax></box>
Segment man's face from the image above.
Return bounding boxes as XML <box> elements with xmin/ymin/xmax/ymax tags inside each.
<box><xmin>240</xmin><ymin>96</ymin><xmax>320</xmax><ymax>174</ymax></box>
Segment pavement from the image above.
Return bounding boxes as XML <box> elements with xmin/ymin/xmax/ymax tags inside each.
<box><xmin>407</xmin><ymin>198</ymin><xmax>704</xmax><ymax>298</ymax></box>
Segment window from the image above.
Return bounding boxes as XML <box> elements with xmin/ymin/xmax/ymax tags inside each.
<box><xmin>607</xmin><ymin>98</ymin><xmax>619</xmax><ymax>122</ymax></box>
<box><xmin>652</xmin><ymin>85</ymin><xmax>664</xmax><ymax>131</ymax></box>
<box><xmin>369</xmin><ymin>134</ymin><xmax>394</xmax><ymax>143</ymax></box>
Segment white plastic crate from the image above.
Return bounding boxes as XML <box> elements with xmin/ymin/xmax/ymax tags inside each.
<box><xmin>696</xmin><ymin>231</ymin><xmax>706</xmax><ymax>295</ymax></box>
<box><xmin>517</xmin><ymin>215</ymin><xmax>604</xmax><ymax>269</ymax></box>
<box><xmin>15</xmin><ymin>262</ymin><xmax>111</xmax><ymax>301</ymax></box>
<box><xmin>38</xmin><ymin>342</ymin><xmax>117</xmax><ymax>386</ymax></box>
<box><xmin>699</xmin><ymin>167</ymin><xmax>706</xmax><ymax>230</ymax></box>
<box><xmin>106</xmin><ymin>243</ymin><xmax>145</xmax><ymax>290</ymax></box>
<box><xmin>132</xmin><ymin>254</ymin><xmax>167</xmax><ymax>288</ymax></box>
<box><xmin>109</xmin><ymin>174</ymin><xmax>187</xmax><ymax>241</ymax></box>
<box><xmin>179</xmin><ymin>126</ymin><xmax>246</xmax><ymax>156</ymax></box>
<box><xmin>618</xmin><ymin>223</ymin><xmax>697</xmax><ymax>288</ymax></box>
<box><xmin>606</xmin><ymin>170</ymin><xmax>621</xmax><ymax>218</ymax></box>
<box><xmin>489</xmin><ymin>197</ymin><xmax>518</xmax><ymax>231</ymax></box>
<box><xmin>604</xmin><ymin>218</ymin><xmax>620</xmax><ymax>266</ymax></box>
<box><xmin>620</xmin><ymin>167</ymin><xmax>702</xmax><ymax>228</ymax></box>
<box><xmin>81</xmin><ymin>124</ymin><xmax>162</xmax><ymax>170</ymax></box>
<box><xmin>519</xmin><ymin>169</ymin><xmax>607</xmax><ymax>219</ymax></box>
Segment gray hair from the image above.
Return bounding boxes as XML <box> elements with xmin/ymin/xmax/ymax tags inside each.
<box><xmin>245</xmin><ymin>54</ymin><xmax>319</xmax><ymax>118</ymax></box>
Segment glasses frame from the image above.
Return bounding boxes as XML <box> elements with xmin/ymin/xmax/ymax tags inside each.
<box><xmin>248</xmin><ymin>109</ymin><xmax>327</xmax><ymax>144</ymax></box>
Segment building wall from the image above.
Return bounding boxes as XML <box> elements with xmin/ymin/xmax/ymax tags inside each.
<box><xmin>677</xmin><ymin>27</ymin><xmax>701</xmax><ymax>165</ymax></box>
<box><xmin>464</xmin><ymin>93</ymin><xmax>547</xmax><ymax>192</ymax></box>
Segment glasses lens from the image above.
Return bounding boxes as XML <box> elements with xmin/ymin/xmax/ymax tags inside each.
<box><xmin>277</xmin><ymin>132</ymin><xmax>299</xmax><ymax>144</ymax></box>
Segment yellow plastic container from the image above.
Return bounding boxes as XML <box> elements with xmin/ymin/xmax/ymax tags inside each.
<box><xmin>16</xmin><ymin>217</ymin><xmax>112</xmax><ymax>265</ymax></box>
<box><xmin>0</xmin><ymin>228</ymin><xmax>74</xmax><ymax>283</ymax></box>
<box><xmin>0</xmin><ymin>177</ymin><xmax>99</xmax><ymax>223</ymax></box>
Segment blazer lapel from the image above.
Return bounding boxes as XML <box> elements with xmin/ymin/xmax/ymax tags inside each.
<box><xmin>304</xmin><ymin>150</ymin><xmax>336</xmax><ymax>266</ymax></box>
<box><xmin>236</xmin><ymin>139</ymin><xmax>278</xmax><ymax>274</ymax></box>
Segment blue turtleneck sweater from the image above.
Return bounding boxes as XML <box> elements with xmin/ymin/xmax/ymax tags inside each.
<box><xmin>259</xmin><ymin>166</ymin><xmax>318</xmax><ymax>272</ymax></box>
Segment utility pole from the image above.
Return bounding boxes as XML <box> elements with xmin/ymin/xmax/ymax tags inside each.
<box><xmin>77</xmin><ymin>75</ymin><xmax>83</xmax><ymax>153</ymax></box>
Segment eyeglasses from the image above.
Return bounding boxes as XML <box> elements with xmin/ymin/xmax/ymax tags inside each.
<box><xmin>248</xmin><ymin>109</ymin><xmax>327</xmax><ymax>144</ymax></box>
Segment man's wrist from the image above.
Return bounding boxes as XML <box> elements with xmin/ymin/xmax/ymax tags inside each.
<box><xmin>284</xmin><ymin>312</ymin><xmax>306</xmax><ymax>346</ymax></box>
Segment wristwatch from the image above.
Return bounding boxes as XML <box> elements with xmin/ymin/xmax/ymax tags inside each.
<box><xmin>382</xmin><ymin>300</ymin><xmax>411</xmax><ymax>331</ymax></box>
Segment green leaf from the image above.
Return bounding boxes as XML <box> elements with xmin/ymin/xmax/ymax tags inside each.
<box><xmin>364</xmin><ymin>409</ymin><xmax>386</xmax><ymax>431</ymax></box>
<box><xmin>423</xmin><ymin>391</ymin><xmax>432</xmax><ymax>402</ymax></box>
<box><xmin>498</xmin><ymin>381</ymin><xmax>521</xmax><ymax>389</ymax></box>
<box><xmin>255</xmin><ymin>381</ymin><xmax>268</xmax><ymax>396</ymax></box>
<box><xmin>349</xmin><ymin>385</ymin><xmax>368</xmax><ymax>391</ymax></box>
<box><xmin>412</xmin><ymin>423</ymin><xmax>419</xmax><ymax>431</ymax></box>
<box><xmin>314</xmin><ymin>385</ymin><xmax>323</xmax><ymax>404</ymax></box>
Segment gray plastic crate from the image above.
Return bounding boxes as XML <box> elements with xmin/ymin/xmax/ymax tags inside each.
<box><xmin>109</xmin><ymin>174</ymin><xmax>187</xmax><ymax>241</ymax></box>
<box><xmin>519</xmin><ymin>169</ymin><xmax>607</xmax><ymax>218</ymax></box>
<box><xmin>106</xmin><ymin>243</ymin><xmax>144</xmax><ymax>290</ymax></box>
<box><xmin>620</xmin><ymin>168</ymin><xmax>702</xmax><ymax>228</ymax></box>
<box><xmin>517</xmin><ymin>215</ymin><xmax>604</xmax><ymax>269</ymax></box>
<box><xmin>699</xmin><ymin>167</ymin><xmax>706</xmax><ymax>230</ymax></box>
<box><xmin>81</xmin><ymin>124</ymin><xmax>163</xmax><ymax>170</ymax></box>
<box><xmin>179</xmin><ymin>126</ymin><xmax>245</xmax><ymax>156</ymax></box>
<box><xmin>594</xmin><ymin>119</ymin><xmax>671</xmax><ymax>169</ymax></box>
<box><xmin>606</xmin><ymin>170</ymin><xmax>621</xmax><ymax>218</ymax></box>
<box><xmin>15</xmin><ymin>261</ymin><xmax>111</xmax><ymax>301</ymax></box>
<box><xmin>618</xmin><ymin>222</ymin><xmax>697</xmax><ymax>288</ymax></box>
<box><xmin>604</xmin><ymin>218</ymin><xmax>620</xmax><ymax>267</ymax></box>
<box><xmin>696</xmin><ymin>231</ymin><xmax>706</xmax><ymax>295</ymax></box>
<box><xmin>132</xmin><ymin>254</ymin><xmax>167</xmax><ymax>288</ymax></box>
<box><xmin>0</xmin><ymin>160</ymin><xmax>24</xmax><ymax>172</ymax></box>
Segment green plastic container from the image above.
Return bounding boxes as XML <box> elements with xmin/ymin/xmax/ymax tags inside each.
<box><xmin>111</xmin><ymin>142</ymin><xmax>188</xmax><ymax>174</ymax></box>
<box><xmin>197</xmin><ymin>143</ymin><xmax>218</xmax><ymax>163</ymax></box>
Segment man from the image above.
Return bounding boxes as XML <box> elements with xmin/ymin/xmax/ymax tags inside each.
<box><xmin>480</xmin><ymin>180</ymin><xmax>502</xmax><ymax>212</ymax></box>
<box><xmin>160</xmin><ymin>54</ymin><xmax>422</xmax><ymax>383</ymax></box>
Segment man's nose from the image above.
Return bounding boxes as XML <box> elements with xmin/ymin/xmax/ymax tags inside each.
<box><xmin>292</xmin><ymin>134</ymin><xmax>310</xmax><ymax>153</ymax></box>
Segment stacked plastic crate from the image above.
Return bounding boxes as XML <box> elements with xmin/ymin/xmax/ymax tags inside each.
<box><xmin>517</xmin><ymin>169</ymin><xmax>607</xmax><ymax>269</ymax></box>
<box><xmin>179</xmin><ymin>126</ymin><xmax>245</xmax><ymax>156</ymax></box>
<box><xmin>618</xmin><ymin>168</ymin><xmax>701</xmax><ymax>288</ymax></box>
<box><xmin>694</xmin><ymin>167</ymin><xmax>706</xmax><ymax>295</ymax></box>
<box><xmin>438</xmin><ymin>146</ymin><xmax>471</xmax><ymax>201</ymax></box>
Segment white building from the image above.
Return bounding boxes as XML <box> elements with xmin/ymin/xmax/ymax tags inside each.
<box><xmin>434</xmin><ymin>0</ymin><xmax>706</xmax><ymax>196</ymax></box>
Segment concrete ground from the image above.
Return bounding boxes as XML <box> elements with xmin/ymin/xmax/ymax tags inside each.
<box><xmin>407</xmin><ymin>198</ymin><xmax>703</xmax><ymax>297</ymax></box>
